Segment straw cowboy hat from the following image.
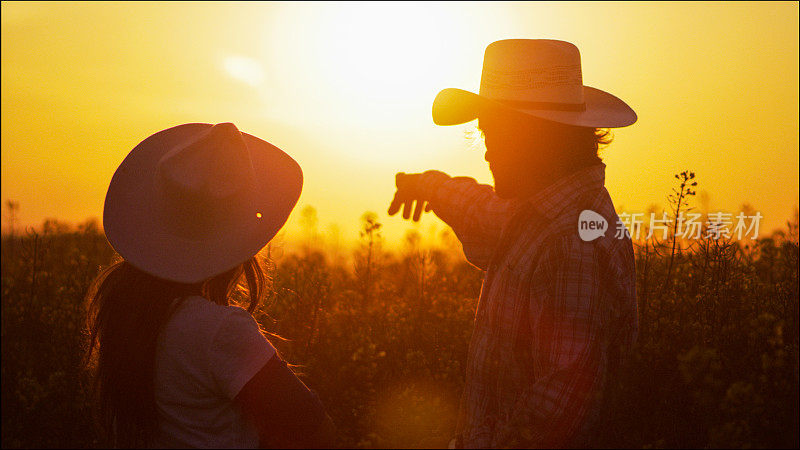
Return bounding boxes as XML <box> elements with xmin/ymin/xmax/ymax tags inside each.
<box><xmin>432</xmin><ymin>39</ymin><xmax>637</xmax><ymax>128</ymax></box>
<box><xmin>103</xmin><ymin>122</ymin><xmax>302</xmax><ymax>284</ymax></box>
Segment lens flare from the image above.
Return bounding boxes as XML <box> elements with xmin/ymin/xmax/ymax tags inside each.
<box><xmin>223</xmin><ymin>55</ymin><xmax>264</xmax><ymax>87</ymax></box>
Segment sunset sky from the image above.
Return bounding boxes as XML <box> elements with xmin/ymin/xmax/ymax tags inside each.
<box><xmin>2</xmin><ymin>2</ymin><xmax>798</xmax><ymax>249</ymax></box>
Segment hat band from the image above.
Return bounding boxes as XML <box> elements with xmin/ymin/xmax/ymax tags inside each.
<box><xmin>496</xmin><ymin>98</ymin><xmax>587</xmax><ymax>112</ymax></box>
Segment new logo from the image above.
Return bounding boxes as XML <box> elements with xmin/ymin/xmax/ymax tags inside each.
<box><xmin>578</xmin><ymin>210</ymin><xmax>607</xmax><ymax>241</ymax></box>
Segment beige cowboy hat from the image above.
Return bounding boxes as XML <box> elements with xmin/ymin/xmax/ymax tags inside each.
<box><xmin>103</xmin><ymin>122</ymin><xmax>302</xmax><ymax>284</ymax></box>
<box><xmin>432</xmin><ymin>39</ymin><xmax>637</xmax><ymax>128</ymax></box>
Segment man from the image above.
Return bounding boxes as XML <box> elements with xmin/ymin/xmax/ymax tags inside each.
<box><xmin>388</xmin><ymin>39</ymin><xmax>638</xmax><ymax>448</ymax></box>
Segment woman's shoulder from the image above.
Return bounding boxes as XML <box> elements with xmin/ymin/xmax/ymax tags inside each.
<box><xmin>172</xmin><ymin>295</ymin><xmax>250</xmax><ymax>320</ymax></box>
<box><xmin>162</xmin><ymin>296</ymin><xmax>255</xmax><ymax>345</ymax></box>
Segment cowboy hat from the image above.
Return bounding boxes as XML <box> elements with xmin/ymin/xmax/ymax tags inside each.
<box><xmin>103</xmin><ymin>122</ymin><xmax>302</xmax><ymax>284</ymax></box>
<box><xmin>432</xmin><ymin>39</ymin><xmax>637</xmax><ymax>128</ymax></box>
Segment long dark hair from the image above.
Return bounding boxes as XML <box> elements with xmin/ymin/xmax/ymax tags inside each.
<box><xmin>84</xmin><ymin>255</ymin><xmax>270</xmax><ymax>447</ymax></box>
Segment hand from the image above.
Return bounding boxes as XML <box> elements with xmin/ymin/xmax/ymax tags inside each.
<box><xmin>387</xmin><ymin>171</ymin><xmax>448</xmax><ymax>222</ymax></box>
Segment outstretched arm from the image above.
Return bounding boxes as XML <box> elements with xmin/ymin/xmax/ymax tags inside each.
<box><xmin>388</xmin><ymin>171</ymin><xmax>519</xmax><ymax>269</ymax></box>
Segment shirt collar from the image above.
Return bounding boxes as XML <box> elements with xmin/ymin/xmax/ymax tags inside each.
<box><xmin>524</xmin><ymin>162</ymin><xmax>606</xmax><ymax>219</ymax></box>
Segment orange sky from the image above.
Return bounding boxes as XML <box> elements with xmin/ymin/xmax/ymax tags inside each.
<box><xmin>2</xmin><ymin>2</ymin><xmax>798</xmax><ymax>249</ymax></box>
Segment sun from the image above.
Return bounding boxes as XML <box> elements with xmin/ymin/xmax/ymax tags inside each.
<box><xmin>229</xmin><ymin>3</ymin><xmax>482</xmax><ymax>165</ymax></box>
<box><xmin>312</xmin><ymin>3</ymin><xmax>469</xmax><ymax>107</ymax></box>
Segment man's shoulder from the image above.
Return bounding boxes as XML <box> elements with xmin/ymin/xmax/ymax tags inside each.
<box><xmin>536</xmin><ymin>184</ymin><xmax>611</xmax><ymax>234</ymax></box>
<box><xmin>537</xmin><ymin>186</ymin><xmax>631</xmax><ymax>258</ymax></box>
<box><xmin>503</xmin><ymin>184</ymin><xmax>628</xmax><ymax>273</ymax></box>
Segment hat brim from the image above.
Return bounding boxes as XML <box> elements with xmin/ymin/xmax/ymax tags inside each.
<box><xmin>103</xmin><ymin>123</ymin><xmax>302</xmax><ymax>284</ymax></box>
<box><xmin>432</xmin><ymin>87</ymin><xmax>637</xmax><ymax>128</ymax></box>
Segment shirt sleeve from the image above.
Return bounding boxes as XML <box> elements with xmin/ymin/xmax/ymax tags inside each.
<box><xmin>500</xmin><ymin>235</ymin><xmax>607</xmax><ymax>448</ymax></box>
<box><xmin>242</xmin><ymin>355</ymin><xmax>329</xmax><ymax>447</ymax></box>
<box><xmin>208</xmin><ymin>306</ymin><xmax>277</xmax><ymax>400</ymax></box>
<box><xmin>420</xmin><ymin>171</ymin><xmax>519</xmax><ymax>270</ymax></box>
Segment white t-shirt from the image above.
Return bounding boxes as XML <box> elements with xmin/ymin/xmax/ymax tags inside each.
<box><xmin>152</xmin><ymin>296</ymin><xmax>276</xmax><ymax>448</ymax></box>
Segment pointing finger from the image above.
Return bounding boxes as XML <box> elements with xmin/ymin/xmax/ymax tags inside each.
<box><xmin>388</xmin><ymin>193</ymin><xmax>403</xmax><ymax>216</ymax></box>
<box><xmin>413</xmin><ymin>199</ymin><xmax>424</xmax><ymax>222</ymax></box>
<box><xmin>402</xmin><ymin>199</ymin><xmax>413</xmax><ymax>220</ymax></box>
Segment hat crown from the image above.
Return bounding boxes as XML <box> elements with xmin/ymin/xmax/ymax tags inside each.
<box><xmin>154</xmin><ymin>122</ymin><xmax>258</xmax><ymax>240</ymax></box>
<box><xmin>156</xmin><ymin>122</ymin><xmax>256</xmax><ymax>199</ymax></box>
<box><xmin>479</xmin><ymin>39</ymin><xmax>584</xmax><ymax>105</ymax></box>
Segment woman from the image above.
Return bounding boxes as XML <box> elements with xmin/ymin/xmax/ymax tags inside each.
<box><xmin>85</xmin><ymin>122</ymin><xmax>335</xmax><ymax>448</ymax></box>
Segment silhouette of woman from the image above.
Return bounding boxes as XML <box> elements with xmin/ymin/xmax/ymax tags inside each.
<box><xmin>85</xmin><ymin>122</ymin><xmax>335</xmax><ymax>448</ymax></box>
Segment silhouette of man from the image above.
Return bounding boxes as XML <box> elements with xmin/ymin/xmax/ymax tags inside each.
<box><xmin>388</xmin><ymin>39</ymin><xmax>638</xmax><ymax>448</ymax></box>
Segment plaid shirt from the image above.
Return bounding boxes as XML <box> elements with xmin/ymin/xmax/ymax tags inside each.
<box><xmin>422</xmin><ymin>163</ymin><xmax>638</xmax><ymax>448</ymax></box>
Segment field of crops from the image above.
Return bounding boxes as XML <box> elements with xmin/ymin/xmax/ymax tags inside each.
<box><xmin>2</xmin><ymin>209</ymin><xmax>798</xmax><ymax>448</ymax></box>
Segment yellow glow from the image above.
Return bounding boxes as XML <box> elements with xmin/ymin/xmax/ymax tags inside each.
<box><xmin>223</xmin><ymin>55</ymin><xmax>265</xmax><ymax>87</ymax></box>
<box><xmin>314</xmin><ymin>4</ymin><xmax>463</xmax><ymax>103</ymax></box>
<box><xmin>289</xmin><ymin>3</ymin><xmax>480</xmax><ymax>165</ymax></box>
<box><xmin>1</xmin><ymin>2</ymin><xmax>798</xmax><ymax>248</ymax></box>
